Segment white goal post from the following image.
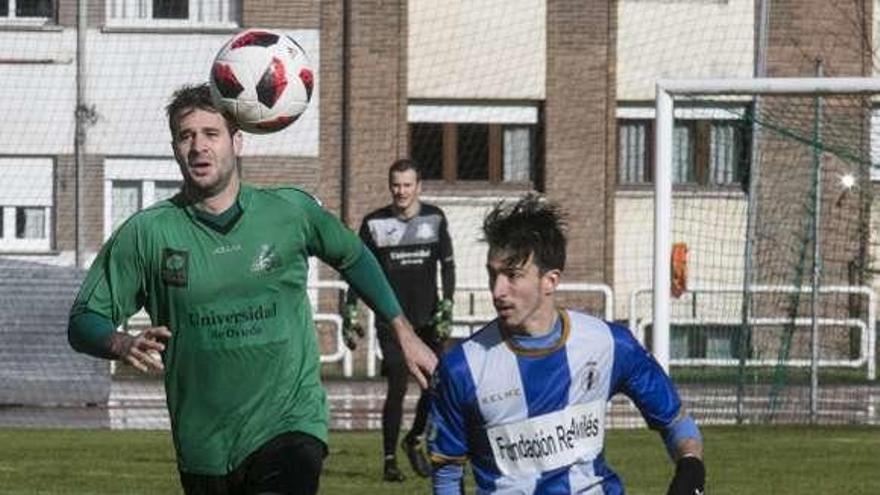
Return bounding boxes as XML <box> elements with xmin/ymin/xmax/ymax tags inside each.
<box><xmin>653</xmin><ymin>77</ymin><xmax>880</xmax><ymax>373</ymax></box>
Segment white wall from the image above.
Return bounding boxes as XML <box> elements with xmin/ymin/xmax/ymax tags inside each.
<box><xmin>0</xmin><ymin>28</ymin><xmax>320</xmax><ymax>157</ymax></box>
<box><xmin>617</xmin><ymin>0</ymin><xmax>754</xmax><ymax>100</ymax></box>
<box><xmin>0</xmin><ymin>29</ymin><xmax>77</xmax><ymax>155</ymax></box>
<box><xmin>408</xmin><ymin>0</ymin><xmax>545</xmax><ymax>100</ymax></box>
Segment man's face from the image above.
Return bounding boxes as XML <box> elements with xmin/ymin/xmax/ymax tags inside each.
<box><xmin>389</xmin><ymin>169</ymin><xmax>422</xmax><ymax>212</ymax></box>
<box><xmin>171</xmin><ymin>107</ymin><xmax>242</xmax><ymax>198</ymax></box>
<box><xmin>486</xmin><ymin>248</ymin><xmax>559</xmax><ymax>333</ymax></box>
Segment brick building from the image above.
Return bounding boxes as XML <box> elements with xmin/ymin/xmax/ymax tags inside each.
<box><xmin>1</xmin><ymin>0</ymin><xmax>877</xmax><ymax>369</ymax></box>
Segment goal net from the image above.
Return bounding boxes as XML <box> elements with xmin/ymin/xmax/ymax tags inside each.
<box><xmin>2</xmin><ymin>0</ymin><xmax>877</xmax><ymax>432</ymax></box>
<box><xmin>627</xmin><ymin>79</ymin><xmax>879</xmax><ymax>424</ymax></box>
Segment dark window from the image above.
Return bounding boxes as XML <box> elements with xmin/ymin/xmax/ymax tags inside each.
<box><xmin>409</xmin><ymin>122</ymin><xmax>538</xmax><ymax>184</ymax></box>
<box><xmin>154</xmin><ymin>0</ymin><xmax>187</xmax><ymax>19</ymax></box>
<box><xmin>411</xmin><ymin>123</ymin><xmax>444</xmax><ymax>180</ymax></box>
<box><xmin>457</xmin><ymin>124</ymin><xmax>489</xmax><ymax>181</ymax></box>
<box><xmin>15</xmin><ymin>207</ymin><xmax>25</xmax><ymax>238</ymax></box>
<box><xmin>15</xmin><ymin>207</ymin><xmax>46</xmax><ymax>239</ymax></box>
<box><xmin>2</xmin><ymin>0</ymin><xmax>54</xmax><ymax>17</ymax></box>
<box><xmin>18</xmin><ymin>0</ymin><xmax>52</xmax><ymax>17</ymax></box>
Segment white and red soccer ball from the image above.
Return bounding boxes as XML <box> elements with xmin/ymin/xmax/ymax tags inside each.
<box><xmin>209</xmin><ymin>29</ymin><xmax>314</xmax><ymax>134</ymax></box>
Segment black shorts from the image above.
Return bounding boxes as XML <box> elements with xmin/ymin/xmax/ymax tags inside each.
<box><xmin>179</xmin><ymin>431</ymin><xmax>327</xmax><ymax>495</ymax></box>
<box><xmin>377</xmin><ymin>324</ymin><xmax>442</xmax><ymax>376</ymax></box>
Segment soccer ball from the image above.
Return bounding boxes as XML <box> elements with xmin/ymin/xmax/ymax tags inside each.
<box><xmin>209</xmin><ymin>29</ymin><xmax>314</xmax><ymax>134</ymax></box>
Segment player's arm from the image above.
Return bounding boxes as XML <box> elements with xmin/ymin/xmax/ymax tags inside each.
<box><xmin>339</xmin><ymin>246</ymin><xmax>402</xmax><ymax>325</ymax></box>
<box><xmin>428</xmin><ymin>351</ymin><xmax>471</xmax><ymax>494</ymax></box>
<box><xmin>607</xmin><ymin>322</ymin><xmax>705</xmax><ymax>495</ymax></box>
<box><xmin>343</xmin><ymin>219</ymin><xmax>375</xmax><ymax>307</ymax></box>
<box><xmin>297</xmin><ymin>192</ymin><xmax>436</xmax><ymax>385</ymax></box>
<box><xmin>68</xmin><ymin>221</ymin><xmax>168</xmax><ymax>372</ymax></box>
<box><xmin>340</xmin><ymin>220</ymin><xmax>375</xmax><ymax>349</ymax></box>
<box><xmin>432</xmin><ymin>210</ymin><xmax>456</xmax><ymax>340</ymax></box>
<box><xmin>68</xmin><ymin>312</ymin><xmax>169</xmax><ymax>372</ymax></box>
<box><xmin>338</xmin><ymin>247</ymin><xmax>437</xmax><ymax>386</ymax></box>
<box><xmin>661</xmin><ymin>411</ymin><xmax>704</xmax><ymax>495</ymax></box>
<box><xmin>433</xmin><ymin>464</ymin><xmax>464</xmax><ymax>495</ymax></box>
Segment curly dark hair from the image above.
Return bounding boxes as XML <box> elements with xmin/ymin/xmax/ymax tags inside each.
<box><xmin>482</xmin><ymin>193</ymin><xmax>567</xmax><ymax>273</ymax></box>
<box><xmin>165</xmin><ymin>83</ymin><xmax>238</xmax><ymax>138</ymax></box>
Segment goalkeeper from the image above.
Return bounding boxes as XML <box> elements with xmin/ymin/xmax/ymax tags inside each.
<box><xmin>344</xmin><ymin>159</ymin><xmax>456</xmax><ymax>482</ymax></box>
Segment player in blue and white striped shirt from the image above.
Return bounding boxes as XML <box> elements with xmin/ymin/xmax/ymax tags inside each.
<box><xmin>428</xmin><ymin>194</ymin><xmax>704</xmax><ymax>495</ymax></box>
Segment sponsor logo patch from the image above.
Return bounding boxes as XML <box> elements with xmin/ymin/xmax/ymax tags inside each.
<box><xmin>251</xmin><ymin>244</ymin><xmax>282</xmax><ymax>273</ymax></box>
<box><xmin>487</xmin><ymin>401</ymin><xmax>605</xmax><ymax>476</ymax></box>
<box><xmin>480</xmin><ymin>387</ymin><xmax>522</xmax><ymax>406</ymax></box>
<box><xmin>161</xmin><ymin>248</ymin><xmax>189</xmax><ymax>287</ymax></box>
<box><xmin>579</xmin><ymin>362</ymin><xmax>600</xmax><ymax>393</ymax></box>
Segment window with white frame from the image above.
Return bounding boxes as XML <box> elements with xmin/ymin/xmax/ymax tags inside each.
<box><xmin>104</xmin><ymin>159</ymin><xmax>182</xmax><ymax>238</ymax></box>
<box><xmin>617</xmin><ymin>105</ymin><xmax>751</xmax><ymax>187</ymax></box>
<box><xmin>870</xmin><ymin>105</ymin><xmax>880</xmax><ymax>181</ymax></box>
<box><xmin>1</xmin><ymin>0</ymin><xmax>53</xmax><ymax>24</ymax></box>
<box><xmin>105</xmin><ymin>0</ymin><xmax>238</xmax><ymax>28</ymax></box>
<box><xmin>408</xmin><ymin>104</ymin><xmax>540</xmax><ymax>184</ymax></box>
<box><xmin>0</xmin><ymin>158</ymin><xmax>53</xmax><ymax>252</ymax></box>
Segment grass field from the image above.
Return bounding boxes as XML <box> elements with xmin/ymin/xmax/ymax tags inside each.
<box><xmin>1</xmin><ymin>425</ymin><xmax>878</xmax><ymax>494</ymax></box>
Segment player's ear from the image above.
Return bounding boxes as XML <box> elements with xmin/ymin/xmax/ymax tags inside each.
<box><xmin>232</xmin><ymin>129</ymin><xmax>243</xmax><ymax>156</ymax></box>
<box><xmin>541</xmin><ymin>268</ymin><xmax>561</xmax><ymax>294</ymax></box>
<box><xmin>171</xmin><ymin>140</ymin><xmax>184</xmax><ymax>166</ymax></box>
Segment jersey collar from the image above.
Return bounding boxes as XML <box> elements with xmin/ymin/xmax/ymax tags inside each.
<box><xmin>181</xmin><ymin>182</ymin><xmax>254</xmax><ymax>217</ymax></box>
<box><xmin>502</xmin><ymin>309</ymin><xmax>571</xmax><ymax>357</ymax></box>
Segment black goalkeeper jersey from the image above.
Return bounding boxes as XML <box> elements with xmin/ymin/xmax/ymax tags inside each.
<box><xmin>358</xmin><ymin>203</ymin><xmax>455</xmax><ymax>328</ymax></box>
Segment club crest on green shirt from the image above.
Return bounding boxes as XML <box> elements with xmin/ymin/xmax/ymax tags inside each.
<box><xmin>162</xmin><ymin>248</ymin><xmax>189</xmax><ymax>287</ymax></box>
<box><xmin>251</xmin><ymin>244</ymin><xmax>282</xmax><ymax>274</ymax></box>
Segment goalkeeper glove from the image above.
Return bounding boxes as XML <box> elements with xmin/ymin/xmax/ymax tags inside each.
<box><xmin>666</xmin><ymin>456</ymin><xmax>705</xmax><ymax>495</ymax></box>
<box><xmin>432</xmin><ymin>299</ymin><xmax>454</xmax><ymax>341</ymax></box>
<box><xmin>341</xmin><ymin>303</ymin><xmax>364</xmax><ymax>350</ymax></box>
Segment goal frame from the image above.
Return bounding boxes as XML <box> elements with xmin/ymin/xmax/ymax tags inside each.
<box><xmin>653</xmin><ymin>77</ymin><xmax>880</xmax><ymax>376</ymax></box>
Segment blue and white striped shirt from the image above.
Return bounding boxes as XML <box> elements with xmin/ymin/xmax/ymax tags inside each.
<box><xmin>428</xmin><ymin>309</ymin><xmax>684</xmax><ymax>494</ymax></box>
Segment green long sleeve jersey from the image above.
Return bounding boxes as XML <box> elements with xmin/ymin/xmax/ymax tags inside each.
<box><xmin>71</xmin><ymin>184</ymin><xmax>366</xmax><ymax>475</ymax></box>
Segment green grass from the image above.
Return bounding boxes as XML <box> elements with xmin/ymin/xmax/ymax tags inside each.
<box><xmin>1</xmin><ymin>425</ymin><xmax>878</xmax><ymax>494</ymax></box>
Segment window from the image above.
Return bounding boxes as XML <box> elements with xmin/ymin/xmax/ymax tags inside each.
<box><xmin>111</xmin><ymin>181</ymin><xmax>142</xmax><ymax>233</ymax></box>
<box><xmin>104</xmin><ymin>159</ymin><xmax>182</xmax><ymax>239</ymax></box>
<box><xmin>503</xmin><ymin>126</ymin><xmax>534</xmax><ymax>182</ymax></box>
<box><xmin>0</xmin><ymin>158</ymin><xmax>53</xmax><ymax>253</ymax></box>
<box><xmin>619</xmin><ymin>120</ymin><xmax>651</xmax><ymax>184</ymax></box>
<box><xmin>108</xmin><ymin>179</ymin><xmax>181</xmax><ymax>234</ymax></box>
<box><xmin>15</xmin><ymin>207</ymin><xmax>46</xmax><ymax>239</ymax></box>
<box><xmin>408</xmin><ymin>103</ymin><xmax>540</xmax><ymax>185</ymax></box>
<box><xmin>411</xmin><ymin>123</ymin><xmax>443</xmax><ymax>180</ymax></box>
<box><xmin>410</xmin><ymin>122</ymin><xmax>538</xmax><ymax>184</ymax></box>
<box><xmin>869</xmin><ymin>105</ymin><xmax>880</xmax><ymax>181</ymax></box>
<box><xmin>154</xmin><ymin>180</ymin><xmax>181</xmax><ymax>201</ymax></box>
<box><xmin>1</xmin><ymin>0</ymin><xmax>54</xmax><ymax>23</ymax></box>
<box><xmin>106</xmin><ymin>0</ymin><xmax>238</xmax><ymax>27</ymax></box>
<box><xmin>1</xmin><ymin>206</ymin><xmax>50</xmax><ymax>249</ymax></box>
<box><xmin>154</xmin><ymin>0</ymin><xmax>187</xmax><ymax>19</ymax></box>
<box><xmin>617</xmin><ymin>117</ymin><xmax>750</xmax><ymax>187</ymax></box>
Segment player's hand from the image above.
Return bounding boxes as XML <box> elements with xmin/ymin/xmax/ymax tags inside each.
<box><xmin>108</xmin><ymin>326</ymin><xmax>171</xmax><ymax>373</ymax></box>
<box><xmin>431</xmin><ymin>299</ymin><xmax>454</xmax><ymax>341</ymax></box>
<box><xmin>667</xmin><ymin>456</ymin><xmax>705</xmax><ymax>495</ymax></box>
<box><xmin>341</xmin><ymin>302</ymin><xmax>364</xmax><ymax>350</ymax></box>
<box><xmin>391</xmin><ymin>316</ymin><xmax>437</xmax><ymax>389</ymax></box>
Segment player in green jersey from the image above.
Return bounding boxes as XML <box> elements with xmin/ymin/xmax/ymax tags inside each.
<box><xmin>67</xmin><ymin>83</ymin><xmax>437</xmax><ymax>495</ymax></box>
